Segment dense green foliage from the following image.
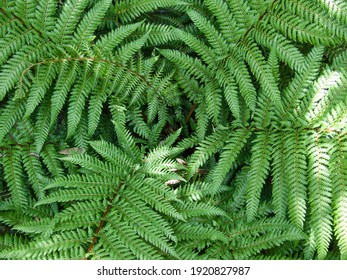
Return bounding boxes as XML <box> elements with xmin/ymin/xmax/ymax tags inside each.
<box><xmin>0</xmin><ymin>0</ymin><xmax>347</xmax><ymax>260</ymax></box>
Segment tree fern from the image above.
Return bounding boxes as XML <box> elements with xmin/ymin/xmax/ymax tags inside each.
<box><xmin>1</xmin><ymin>0</ymin><xmax>347</xmax><ymax>260</ymax></box>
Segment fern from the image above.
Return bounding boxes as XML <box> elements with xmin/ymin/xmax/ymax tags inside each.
<box><xmin>1</xmin><ymin>0</ymin><xmax>347</xmax><ymax>260</ymax></box>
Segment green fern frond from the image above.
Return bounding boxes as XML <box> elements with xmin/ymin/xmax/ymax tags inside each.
<box><xmin>274</xmin><ymin>0</ymin><xmax>347</xmax><ymax>43</ymax></box>
<box><xmin>0</xmin><ymin>229</ymin><xmax>90</xmax><ymax>260</ymax></box>
<box><xmin>2</xmin><ymin>147</ymin><xmax>28</xmax><ymax>211</ymax></box>
<box><xmin>50</xmin><ymin>60</ymin><xmax>79</xmax><ymax>127</ymax></box>
<box><xmin>73</xmin><ymin>0</ymin><xmax>112</xmax><ymax>49</ymax></box>
<box><xmin>0</xmin><ymin>232</ymin><xmax>28</xmax><ymax>251</ymax></box>
<box><xmin>330</xmin><ymin>133</ymin><xmax>347</xmax><ymax>259</ymax></box>
<box><xmin>233</xmin><ymin>227</ymin><xmax>305</xmax><ymax>259</ymax></box>
<box><xmin>268</xmin><ymin>3</ymin><xmax>339</xmax><ymax>45</ymax></box>
<box><xmin>174</xmin><ymin>222</ymin><xmax>228</xmax><ymax>244</ymax></box>
<box><xmin>254</xmin><ymin>89</ymin><xmax>275</xmax><ymax>128</ymax></box>
<box><xmin>186</xmin><ymin>9</ymin><xmax>229</xmax><ymax>56</ymax></box>
<box><xmin>304</xmin><ymin>67</ymin><xmax>346</xmax><ymax>126</ymax></box>
<box><xmin>285</xmin><ymin>129</ymin><xmax>307</xmax><ymax>228</ymax></box>
<box><xmin>225</xmin><ymin>166</ymin><xmax>250</xmax><ymax>211</ymax></box>
<box><xmin>246</xmin><ymin>130</ymin><xmax>272</xmax><ymax>221</ymax></box>
<box><xmin>114</xmin><ymin>0</ymin><xmax>187</xmax><ymax>23</ymax></box>
<box><xmin>116</xmin><ymin>33</ymin><xmax>149</xmax><ymax>63</ymax></box>
<box><xmin>32</xmin><ymin>0</ymin><xmax>57</xmax><ymax>34</ymax></box>
<box><xmin>307</xmin><ymin>132</ymin><xmax>333</xmax><ymax>260</ymax></box>
<box><xmin>270</xmin><ymin>131</ymin><xmax>288</xmax><ymax>219</ymax></box>
<box><xmin>175</xmin><ymin>201</ymin><xmax>226</xmax><ymax>219</ymax></box>
<box><xmin>0</xmin><ymin>99</ymin><xmax>26</xmax><ymax>143</ymax></box>
<box><xmin>205</xmin><ymin>0</ymin><xmax>238</xmax><ymax>44</ymax></box>
<box><xmin>51</xmin><ymin>0</ymin><xmax>90</xmax><ymax>44</ymax></box>
<box><xmin>66</xmin><ymin>60</ymin><xmax>94</xmax><ymax>139</ymax></box>
<box><xmin>13</xmin><ymin>217</ymin><xmax>55</xmax><ymax>235</ymax></box>
<box><xmin>139</xmin><ymin>23</ymin><xmax>179</xmax><ymax>46</ymax></box>
<box><xmin>87</xmin><ymin>63</ymin><xmax>115</xmax><ymax>137</ymax></box>
<box><xmin>1</xmin><ymin>0</ymin><xmax>347</xmax><ymax>261</ymax></box>
<box><xmin>210</xmin><ymin>128</ymin><xmax>251</xmax><ymax>187</ymax></box>
<box><xmin>41</xmin><ymin>144</ymin><xmax>64</xmax><ymax>177</ymax></box>
<box><xmin>220</xmin><ymin>72</ymin><xmax>240</xmax><ymax>119</ymax></box>
<box><xmin>241</xmin><ymin>36</ymin><xmax>283</xmax><ymax>112</ymax></box>
<box><xmin>109</xmin><ymin>103</ymin><xmax>142</xmax><ymax>162</ymax></box>
<box><xmin>21</xmin><ymin>146</ymin><xmax>46</xmax><ymax>201</ymax></box>
<box><xmin>173</xmin><ymin>28</ymin><xmax>216</xmax><ymax>65</ymax></box>
<box><xmin>253</xmin><ymin>22</ymin><xmax>306</xmax><ymax>72</ymax></box>
<box><xmin>0</xmin><ymin>43</ymin><xmax>43</xmax><ymax>100</ymax></box>
<box><xmin>33</xmin><ymin>94</ymin><xmax>52</xmax><ymax>153</ymax></box>
<box><xmin>225</xmin><ymin>49</ymin><xmax>257</xmax><ymax>112</ymax></box>
<box><xmin>94</xmin><ymin>21</ymin><xmax>143</xmax><ymax>53</ymax></box>
<box><xmin>0</xmin><ymin>19</ymin><xmax>36</xmax><ymax>66</ymax></box>
<box><xmin>159</xmin><ymin>49</ymin><xmax>211</xmax><ymax>82</ymax></box>
<box><xmin>12</xmin><ymin>0</ymin><xmax>37</xmax><ymax>21</ymax></box>
<box><xmin>187</xmin><ymin>127</ymin><xmax>230</xmax><ymax>179</ymax></box>
<box><xmin>281</xmin><ymin>46</ymin><xmax>324</xmax><ymax>121</ymax></box>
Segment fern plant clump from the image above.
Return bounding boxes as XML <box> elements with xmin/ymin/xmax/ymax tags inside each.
<box><xmin>0</xmin><ymin>0</ymin><xmax>347</xmax><ymax>260</ymax></box>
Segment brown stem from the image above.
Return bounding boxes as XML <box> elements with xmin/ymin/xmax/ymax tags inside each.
<box><xmin>185</xmin><ymin>103</ymin><xmax>197</xmax><ymax>124</ymax></box>
<box><xmin>83</xmin><ymin>182</ymin><xmax>124</xmax><ymax>259</ymax></box>
<box><xmin>0</xmin><ymin>8</ymin><xmax>42</xmax><ymax>37</ymax></box>
<box><xmin>18</xmin><ymin>57</ymin><xmax>158</xmax><ymax>96</ymax></box>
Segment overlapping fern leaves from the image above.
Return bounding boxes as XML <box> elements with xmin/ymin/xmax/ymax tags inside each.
<box><xmin>1</xmin><ymin>0</ymin><xmax>347</xmax><ymax>260</ymax></box>
<box><xmin>167</xmin><ymin>0</ymin><xmax>347</xmax><ymax>259</ymax></box>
